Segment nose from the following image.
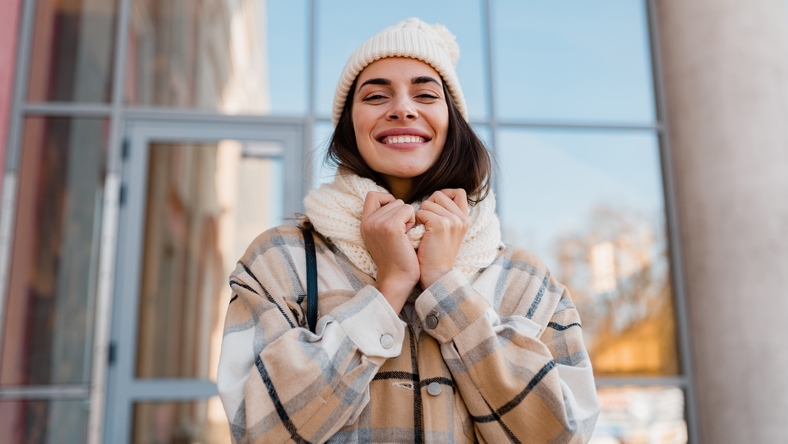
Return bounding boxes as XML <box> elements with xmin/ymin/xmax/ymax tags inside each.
<box><xmin>387</xmin><ymin>96</ymin><xmax>418</xmax><ymax>121</ymax></box>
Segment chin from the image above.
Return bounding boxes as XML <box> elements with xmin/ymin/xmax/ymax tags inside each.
<box><xmin>387</xmin><ymin>167</ymin><xmax>430</xmax><ymax>179</ymax></box>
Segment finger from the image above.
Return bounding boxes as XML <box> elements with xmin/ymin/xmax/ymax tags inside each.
<box><xmin>426</xmin><ymin>191</ymin><xmax>467</xmax><ymax>219</ymax></box>
<box><xmin>419</xmin><ymin>200</ymin><xmax>456</xmax><ymax>219</ymax></box>
<box><xmin>391</xmin><ymin>204</ymin><xmax>417</xmax><ymax>230</ymax></box>
<box><xmin>415</xmin><ymin>207</ymin><xmax>443</xmax><ymax>227</ymax></box>
<box><xmin>416</xmin><ymin>204</ymin><xmax>462</xmax><ymax>229</ymax></box>
<box><xmin>362</xmin><ymin>191</ymin><xmax>396</xmax><ymax>219</ymax></box>
<box><xmin>438</xmin><ymin>189</ymin><xmax>469</xmax><ymax>215</ymax></box>
<box><xmin>365</xmin><ymin>201</ymin><xmax>416</xmax><ymax>236</ymax></box>
<box><xmin>368</xmin><ymin>198</ymin><xmax>409</xmax><ymax>222</ymax></box>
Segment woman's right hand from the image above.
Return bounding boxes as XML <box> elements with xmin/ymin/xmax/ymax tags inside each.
<box><xmin>360</xmin><ymin>192</ymin><xmax>420</xmax><ymax>313</ymax></box>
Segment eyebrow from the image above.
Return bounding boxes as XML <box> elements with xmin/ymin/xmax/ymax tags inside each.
<box><xmin>358</xmin><ymin>78</ymin><xmax>391</xmax><ymax>88</ymax></box>
<box><xmin>358</xmin><ymin>76</ymin><xmax>442</xmax><ymax>89</ymax></box>
<box><xmin>412</xmin><ymin>76</ymin><xmax>441</xmax><ymax>86</ymax></box>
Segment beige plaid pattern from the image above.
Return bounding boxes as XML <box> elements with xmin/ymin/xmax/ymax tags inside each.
<box><xmin>218</xmin><ymin>225</ymin><xmax>599</xmax><ymax>443</ymax></box>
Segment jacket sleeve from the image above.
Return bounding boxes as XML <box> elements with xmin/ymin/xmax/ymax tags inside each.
<box><xmin>414</xmin><ymin>268</ymin><xmax>600</xmax><ymax>443</ymax></box>
<box><xmin>217</xmin><ymin>234</ymin><xmax>406</xmax><ymax>444</ymax></box>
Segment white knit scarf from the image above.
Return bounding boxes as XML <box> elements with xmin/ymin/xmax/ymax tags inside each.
<box><xmin>303</xmin><ymin>172</ymin><xmax>503</xmax><ymax>279</ymax></box>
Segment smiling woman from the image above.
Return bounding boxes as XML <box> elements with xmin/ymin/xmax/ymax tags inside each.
<box><xmin>350</xmin><ymin>58</ymin><xmax>449</xmax><ymax>198</ymax></box>
<box><xmin>330</xmin><ymin>58</ymin><xmax>491</xmax><ymax>205</ymax></box>
<box><xmin>217</xmin><ymin>18</ymin><xmax>600</xmax><ymax>443</ymax></box>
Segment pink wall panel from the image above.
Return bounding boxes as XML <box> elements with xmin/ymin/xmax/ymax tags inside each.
<box><xmin>0</xmin><ymin>0</ymin><xmax>22</xmax><ymax>175</ymax></box>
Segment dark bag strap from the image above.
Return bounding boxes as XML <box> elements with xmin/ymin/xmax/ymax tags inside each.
<box><xmin>302</xmin><ymin>228</ymin><xmax>318</xmax><ymax>333</ymax></box>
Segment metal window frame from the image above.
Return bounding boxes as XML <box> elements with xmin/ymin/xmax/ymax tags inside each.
<box><xmin>644</xmin><ymin>0</ymin><xmax>699</xmax><ymax>442</ymax></box>
<box><xmin>0</xmin><ymin>0</ymin><xmax>698</xmax><ymax>442</ymax></box>
<box><xmin>102</xmin><ymin>117</ymin><xmax>304</xmax><ymax>444</ymax></box>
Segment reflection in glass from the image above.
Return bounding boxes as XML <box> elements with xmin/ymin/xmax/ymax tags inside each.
<box><xmin>492</xmin><ymin>0</ymin><xmax>655</xmax><ymax>123</ymax></box>
<box><xmin>0</xmin><ymin>399</ymin><xmax>89</xmax><ymax>444</ymax></box>
<box><xmin>1</xmin><ymin>117</ymin><xmax>107</xmax><ymax>386</ymax></box>
<box><xmin>316</xmin><ymin>0</ymin><xmax>488</xmax><ymax>120</ymax></box>
<box><xmin>498</xmin><ymin>128</ymin><xmax>678</xmax><ymax>376</ymax></box>
<box><xmin>27</xmin><ymin>0</ymin><xmax>117</xmax><ymax>102</ymax></box>
<box><xmin>126</xmin><ymin>0</ymin><xmax>306</xmax><ymax>115</ymax></box>
<box><xmin>132</xmin><ymin>397</ymin><xmax>229</xmax><ymax>444</ymax></box>
<box><xmin>136</xmin><ymin>141</ymin><xmax>284</xmax><ymax>379</ymax></box>
<box><xmin>590</xmin><ymin>386</ymin><xmax>687</xmax><ymax>444</ymax></box>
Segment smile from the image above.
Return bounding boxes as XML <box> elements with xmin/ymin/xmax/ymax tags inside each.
<box><xmin>380</xmin><ymin>135</ymin><xmax>427</xmax><ymax>144</ymax></box>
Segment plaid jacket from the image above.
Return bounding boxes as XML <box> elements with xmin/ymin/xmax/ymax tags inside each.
<box><xmin>218</xmin><ymin>225</ymin><xmax>599</xmax><ymax>443</ymax></box>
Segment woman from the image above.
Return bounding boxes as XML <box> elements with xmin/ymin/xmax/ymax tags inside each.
<box><xmin>218</xmin><ymin>18</ymin><xmax>599</xmax><ymax>443</ymax></box>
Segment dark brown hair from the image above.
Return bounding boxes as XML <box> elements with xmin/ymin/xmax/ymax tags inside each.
<box><xmin>326</xmin><ymin>79</ymin><xmax>493</xmax><ymax>204</ymax></box>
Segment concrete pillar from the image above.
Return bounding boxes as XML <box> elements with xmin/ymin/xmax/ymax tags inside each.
<box><xmin>654</xmin><ymin>1</ymin><xmax>788</xmax><ymax>442</ymax></box>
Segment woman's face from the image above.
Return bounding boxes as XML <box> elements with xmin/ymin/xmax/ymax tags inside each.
<box><xmin>352</xmin><ymin>57</ymin><xmax>449</xmax><ymax>199</ymax></box>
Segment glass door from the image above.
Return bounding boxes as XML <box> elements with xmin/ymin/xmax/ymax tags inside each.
<box><xmin>104</xmin><ymin>118</ymin><xmax>306</xmax><ymax>444</ymax></box>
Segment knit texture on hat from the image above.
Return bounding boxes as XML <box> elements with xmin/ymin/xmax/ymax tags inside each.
<box><xmin>303</xmin><ymin>172</ymin><xmax>502</xmax><ymax>279</ymax></box>
<box><xmin>332</xmin><ymin>18</ymin><xmax>468</xmax><ymax>126</ymax></box>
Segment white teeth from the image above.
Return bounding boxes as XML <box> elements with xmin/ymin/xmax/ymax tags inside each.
<box><xmin>382</xmin><ymin>135</ymin><xmax>426</xmax><ymax>144</ymax></box>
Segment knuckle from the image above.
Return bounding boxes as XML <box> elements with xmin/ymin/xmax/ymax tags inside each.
<box><xmin>382</xmin><ymin>224</ymin><xmax>399</xmax><ymax>235</ymax></box>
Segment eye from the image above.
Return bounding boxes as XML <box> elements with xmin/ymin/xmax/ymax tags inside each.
<box><xmin>416</xmin><ymin>93</ymin><xmax>440</xmax><ymax>100</ymax></box>
<box><xmin>362</xmin><ymin>94</ymin><xmax>387</xmax><ymax>102</ymax></box>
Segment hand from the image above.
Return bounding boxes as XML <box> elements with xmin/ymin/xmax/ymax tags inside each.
<box><xmin>415</xmin><ymin>189</ymin><xmax>469</xmax><ymax>289</ymax></box>
<box><xmin>360</xmin><ymin>192</ymin><xmax>420</xmax><ymax>313</ymax></box>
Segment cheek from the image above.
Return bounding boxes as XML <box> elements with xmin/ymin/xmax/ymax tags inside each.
<box><xmin>352</xmin><ymin>110</ymin><xmax>376</xmax><ymax>143</ymax></box>
<box><xmin>434</xmin><ymin>113</ymin><xmax>450</xmax><ymax>148</ymax></box>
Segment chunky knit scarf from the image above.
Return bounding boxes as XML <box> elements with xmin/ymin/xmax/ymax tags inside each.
<box><xmin>303</xmin><ymin>172</ymin><xmax>503</xmax><ymax>279</ymax></box>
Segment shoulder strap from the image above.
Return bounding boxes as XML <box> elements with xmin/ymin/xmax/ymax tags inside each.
<box><xmin>302</xmin><ymin>228</ymin><xmax>318</xmax><ymax>333</ymax></box>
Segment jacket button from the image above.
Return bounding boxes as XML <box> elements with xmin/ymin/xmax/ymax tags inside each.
<box><xmin>425</xmin><ymin>314</ymin><xmax>439</xmax><ymax>329</ymax></box>
<box><xmin>427</xmin><ymin>382</ymin><xmax>442</xmax><ymax>396</ymax></box>
<box><xmin>380</xmin><ymin>333</ymin><xmax>394</xmax><ymax>349</ymax></box>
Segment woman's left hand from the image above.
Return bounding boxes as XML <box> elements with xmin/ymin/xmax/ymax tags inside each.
<box><xmin>415</xmin><ymin>189</ymin><xmax>469</xmax><ymax>289</ymax></box>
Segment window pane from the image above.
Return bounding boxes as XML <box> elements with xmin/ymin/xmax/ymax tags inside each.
<box><xmin>132</xmin><ymin>397</ymin><xmax>229</xmax><ymax>444</ymax></box>
<box><xmin>498</xmin><ymin>128</ymin><xmax>678</xmax><ymax>376</ymax></box>
<box><xmin>0</xmin><ymin>399</ymin><xmax>89</xmax><ymax>444</ymax></box>
<box><xmin>492</xmin><ymin>0</ymin><xmax>655</xmax><ymax>123</ymax></box>
<box><xmin>591</xmin><ymin>386</ymin><xmax>687</xmax><ymax>444</ymax></box>
<box><xmin>27</xmin><ymin>0</ymin><xmax>118</xmax><ymax>102</ymax></box>
<box><xmin>268</xmin><ymin>0</ymin><xmax>308</xmax><ymax>115</ymax></box>
<box><xmin>126</xmin><ymin>0</ymin><xmax>307</xmax><ymax>115</ymax></box>
<box><xmin>316</xmin><ymin>0</ymin><xmax>488</xmax><ymax>120</ymax></box>
<box><xmin>1</xmin><ymin>117</ymin><xmax>107</xmax><ymax>385</ymax></box>
<box><xmin>312</xmin><ymin>121</ymin><xmax>336</xmax><ymax>188</ymax></box>
<box><xmin>136</xmin><ymin>141</ymin><xmax>284</xmax><ymax>379</ymax></box>
<box><xmin>471</xmin><ymin>124</ymin><xmax>493</xmax><ymax>152</ymax></box>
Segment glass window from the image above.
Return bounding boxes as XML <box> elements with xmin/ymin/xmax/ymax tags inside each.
<box><xmin>471</xmin><ymin>124</ymin><xmax>493</xmax><ymax>151</ymax></box>
<box><xmin>27</xmin><ymin>0</ymin><xmax>118</xmax><ymax>102</ymax></box>
<box><xmin>0</xmin><ymin>399</ymin><xmax>89</xmax><ymax>444</ymax></box>
<box><xmin>126</xmin><ymin>0</ymin><xmax>307</xmax><ymax>115</ymax></box>
<box><xmin>268</xmin><ymin>0</ymin><xmax>308</xmax><ymax>115</ymax></box>
<box><xmin>316</xmin><ymin>0</ymin><xmax>488</xmax><ymax>120</ymax></box>
<box><xmin>497</xmin><ymin>128</ymin><xmax>678</xmax><ymax>376</ymax></box>
<box><xmin>1</xmin><ymin>117</ymin><xmax>107</xmax><ymax>386</ymax></box>
<box><xmin>135</xmin><ymin>141</ymin><xmax>284</xmax><ymax>379</ymax></box>
<box><xmin>591</xmin><ymin>386</ymin><xmax>687</xmax><ymax>444</ymax></box>
<box><xmin>492</xmin><ymin>0</ymin><xmax>655</xmax><ymax>123</ymax></box>
<box><xmin>132</xmin><ymin>398</ymin><xmax>229</xmax><ymax>444</ymax></box>
<box><xmin>312</xmin><ymin>121</ymin><xmax>336</xmax><ymax>188</ymax></box>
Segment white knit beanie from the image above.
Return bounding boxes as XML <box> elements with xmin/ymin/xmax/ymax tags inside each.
<box><xmin>331</xmin><ymin>18</ymin><xmax>468</xmax><ymax>126</ymax></box>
